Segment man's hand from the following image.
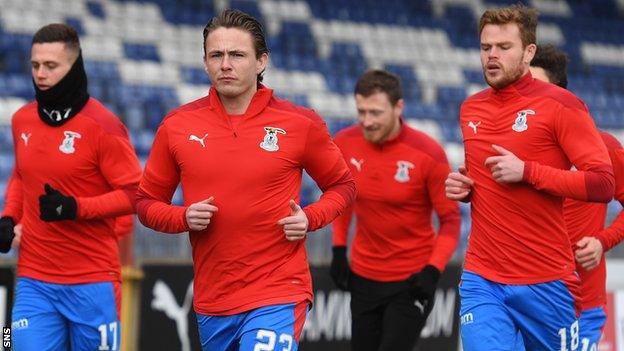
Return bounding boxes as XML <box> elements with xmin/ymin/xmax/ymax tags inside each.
<box><xmin>575</xmin><ymin>236</ymin><xmax>604</xmax><ymax>271</ymax></box>
<box><xmin>407</xmin><ymin>265</ymin><xmax>440</xmax><ymax>315</ymax></box>
<box><xmin>186</xmin><ymin>197</ymin><xmax>218</xmax><ymax>231</ymax></box>
<box><xmin>445</xmin><ymin>165</ymin><xmax>474</xmax><ymax>201</ymax></box>
<box><xmin>39</xmin><ymin>184</ymin><xmax>77</xmax><ymax>221</ymax></box>
<box><xmin>484</xmin><ymin>145</ymin><xmax>525</xmax><ymax>183</ymax></box>
<box><xmin>0</xmin><ymin>217</ymin><xmax>15</xmax><ymax>253</ymax></box>
<box><xmin>330</xmin><ymin>246</ymin><xmax>350</xmax><ymax>291</ymax></box>
<box><xmin>277</xmin><ymin>200</ymin><xmax>308</xmax><ymax>241</ymax></box>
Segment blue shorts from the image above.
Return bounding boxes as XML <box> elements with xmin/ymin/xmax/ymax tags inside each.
<box><xmin>514</xmin><ymin>306</ymin><xmax>606</xmax><ymax>351</ymax></box>
<box><xmin>12</xmin><ymin>277</ymin><xmax>121</xmax><ymax>351</ymax></box>
<box><xmin>459</xmin><ymin>271</ymin><xmax>579</xmax><ymax>351</ymax></box>
<box><xmin>578</xmin><ymin>307</ymin><xmax>606</xmax><ymax>351</ymax></box>
<box><xmin>196</xmin><ymin>302</ymin><xmax>308</xmax><ymax>351</ymax></box>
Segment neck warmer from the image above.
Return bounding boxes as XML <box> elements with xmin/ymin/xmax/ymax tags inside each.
<box><xmin>34</xmin><ymin>51</ymin><xmax>89</xmax><ymax>126</ymax></box>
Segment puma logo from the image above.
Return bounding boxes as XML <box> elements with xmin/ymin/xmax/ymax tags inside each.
<box><xmin>350</xmin><ymin>157</ymin><xmax>364</xmax><ymax>172</ymax></box>
<box><xmin>414</xmin><ymin>299</ymin><xmax>425</xmax><ymax>314</ymax></box>
<box><xmin>21</xmin><ymin>132</ymin><xmax>31</xmax><ymax>146</ymax></box>
<box><xmin>468</xmin><ymin>121</ymin><xmax>481</xmax><ymax>134</ymax></box>
<box><xmin>189</xmin><ymin>134</ymin><xmax>208</xmax><ymax>148</ymax></box>
<box><xmin>152</xmin><ymin>280</ymin><xmax>194</xmax><ymax>351</ymax></box>
<box><xmin>43</xmin><ymin>108</ymin><xmax>72</xmax><ymax>122</ymax></box>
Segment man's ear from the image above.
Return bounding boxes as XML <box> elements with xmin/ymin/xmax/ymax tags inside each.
<box><xmin>524</xmin><ymin>43</ymin><xmax>537</xmax><ymax>65</ymax></box>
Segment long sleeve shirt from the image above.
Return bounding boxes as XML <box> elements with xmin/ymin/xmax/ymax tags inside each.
<box><xmin>461</xmin><ymin>73</ymin><xmax>614</xmax><ymax>285</ymax></box>
<box><xmin>332</xmin><ymin>123</ymin><xmax>460</xmax><ymax>281</ymax></box>
<box><xmin>135</xmin><ymin>87</ymin><xmax>355</xmax><ymax>315</ymax></box>
<box><xmin>564</xmin><ymin>131</ymin><xmax>624</xmax><ymax>309</ymax></box>
<box><xmin>2</xmin><ymin>98</ymin><xmax>141</xmax><ymax>283</ymax></box>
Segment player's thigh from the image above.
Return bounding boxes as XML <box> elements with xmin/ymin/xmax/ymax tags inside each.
<box><xmin>459</xmin><ymin>271</ymin><xmax>516</xmax><ymax>351</ymax></box>
<box><xmin>62</xmin><ymin>281</ymin><xmax>121</xmax><ymax>351</ymax></box>
<box><xmin>350</xmin><ymin>275</ymin><xmax>389</xmax><ymax>351</ymax></box>
<box><xmin>12</xmin><ymin>278</ymin><xmax>69</xmax><ymax>351</ymax></box>
<box><xmin>196</xmin><ymin>312</ymin><xmax>240</xmax><ymax>351</ymax></box>
<box><xmin>509</xmin><ymin>280</ymin><xmax>578</xmax><ymax>351</ymax></box>
<box><xmin>239</xmin><ymin>302</ymin><xmax>308</xmax><ymax>351</ymax></box>
<box><xmin>350</xmin><ymin>296</ymin><xmax>384</xmax><ymax>351</ymax></box>
<box><xmin>378</xmin><ymin>290</ymin><xmax>430</xmax><ymax>351</ymax></box>
<box><xmin>578</xmin><ymin>307</ymin><xmax>606</xmax><ymax>351</ymax></box>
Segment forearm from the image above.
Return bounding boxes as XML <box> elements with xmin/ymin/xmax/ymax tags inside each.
<box><xmin>523</xmin><ymin>162</ymin><xmax>614</xmax><ymax>202</ymax></box>
<box><xmin>304</xmin><ymin>173</ymin><xmax>356</xmax><ymax>231</ymax></box>
<box><xmin>76</xmin><ymin>185</ymin><xmax>137</xmax><ymax>219</ymax></box>
<box><xmin>2</xmin><ymin>171</ymin><xmax>23</xmax><ymax>221</ymax></box>
<box><xmin>596</xmin><ymin>204</ymin><xmax>624</xmax><ymax>251</ymax></box>
<box><xmin>428</xmin><ymin>210</ymin><xmax>461</xmax><ymax>271</ymax></box>
<box><xmin>331</xmin><ymin>204</ymin><xmax>353</xmax><ymax>246</ymax></box>
<box><xmin>135</xmin><ymin>189</ymin><xmax>188</xmax><ymax>234</ymax></box>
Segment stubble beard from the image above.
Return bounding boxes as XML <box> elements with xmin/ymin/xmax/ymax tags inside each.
<box><xmin>362</xmin><ymin>119</ymin><xmax>397</xmax><ymax>145</ymax></box>
<box><xmin>484</xmin><ymin>57</ymin><xmax>526</xmax><ymax>90</ymax></box>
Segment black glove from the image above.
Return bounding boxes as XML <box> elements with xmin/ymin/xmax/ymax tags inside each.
<box><xmin>330</xmin><ymin>246</ymin><xmax>350</xmax><ymax>291</ymax></box>
<box><xmin>407</xmin><ymin>265</ymin><xmax>441</xmax><ymax>305</ymax></box>
<box><xmin>39</xmin><ymin>184</ymin><xmax>77</xmax><ymax>221</ymax></box>
<box><xmin>0</xmin><ymin>217</ymin><xmax>15</xmax><ymax>253</ymax></box>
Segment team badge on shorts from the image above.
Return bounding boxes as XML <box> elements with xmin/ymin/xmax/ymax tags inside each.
<box><xmin>59</xmin><ymin>131</ymin><xmax>82</xmax><ymax>154</ymax></box>
<box><xmin>260</xmin><ymin>127</ymin><xmax>286</xmax><ymax>152</ymax></box>
<box><xmin>394</xmin><ymin>160</ymin><xmax>414</xmax><ymax>183</ymax></box>
<box><xmin>512</xmin><ymin>109</ymin><xmax>535</xmax><ymax>132</ymax></box>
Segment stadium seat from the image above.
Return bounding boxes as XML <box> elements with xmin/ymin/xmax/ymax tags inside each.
<box><xmin>0</xmin><ymin>0</ymin><xmax>623</xmax><ymax>219</ymax></box>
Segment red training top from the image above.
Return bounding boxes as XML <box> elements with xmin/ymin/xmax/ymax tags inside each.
<box><xmin>333</xmin><ymin>123</ymin><xmax>460</xmax><ymax>281</ymax></box>
<box><xmin>136</xmin><ymin>87</ymin><xmax>356</xmax><ymax>315</ymax></box>
<box><xmin>461</xmin><ymin>73</ymin><xmax>614</xmax><ymax>285</ymax></box>
<box><xmin>564</xmin><ymin>131</ymin><xmax>624</xmax><ymax>309</ymax></box>
<box><xmin>2</xmin><ymin>98</ymin><xmax>141</xmax><ymax>284</ymax></box>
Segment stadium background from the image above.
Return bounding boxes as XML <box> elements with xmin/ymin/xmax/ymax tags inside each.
<box><xmin>0</xmin><ymin>0</ymin><xmax>623</xmax><ymax>350</ymax></box>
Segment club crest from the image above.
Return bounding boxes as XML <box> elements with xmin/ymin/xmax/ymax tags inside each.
<box><xmin>394</xmin><ymin>160</ymin><xmax>415</xmax><ymax>183</ymax></box>
<box><xmin>512</xmin><ymin>109</ymin><xmax>535</xmax><ymax>132</ymax></box>
<box><xmin>260</xmin><ymin>127</ymin><xmax>286</xmax><ymax>152</ymax></box>
<box><xmin>59</xmin><ymin>131</ymin><xmax>81</xmax><ymax>154</ymax></box>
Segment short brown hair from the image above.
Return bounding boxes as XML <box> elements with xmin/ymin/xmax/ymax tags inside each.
<box><xmin>479</xmin><ymin>4</ymin><xmax>538</xmax><ymax>47</ymax></box>
<box><xmin>354</xmin><ymin>70</ymin><xmax>402</xmax><ymax>106</ymax></box>
<box><xmin>32</xmin><ymin>23</ymin><xmax>80</xmax><ymax>53</ymax></box>
<box><xmin>203</xmin><ymin>9</ymin><xmax>269</xmax><ymax>83</ymax></box>
<box><xmin>531</xmin><ymin>44</ymin><xmax>568</xmax><ymax>88</ymax></box>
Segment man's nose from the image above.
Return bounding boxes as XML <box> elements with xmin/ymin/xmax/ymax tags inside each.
<box><xmin>221</xmin><ymin>55</ymin><xmax>233</xmax><ymax>70</ymax></box>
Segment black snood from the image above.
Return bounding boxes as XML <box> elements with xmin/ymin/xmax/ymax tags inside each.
<box><xmin>34</xmin><ymin>51</ymin><xmax>89</xmax><ymax>126</ymax></box>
